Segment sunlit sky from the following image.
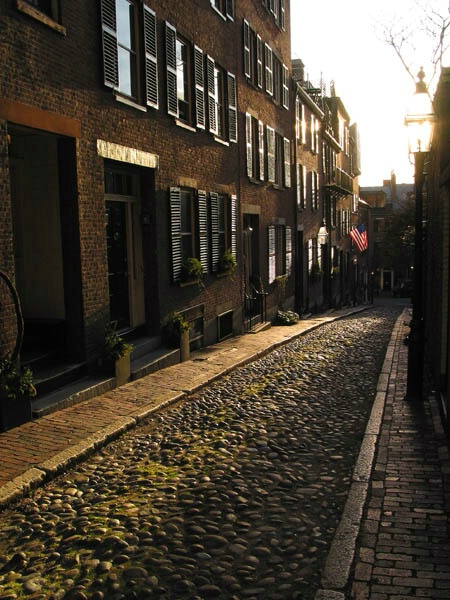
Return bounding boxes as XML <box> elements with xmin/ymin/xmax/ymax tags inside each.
<box><xmin>290</xmin><ymin>0</ymin><xmax>449</xmax><ymax>187</ymax></box>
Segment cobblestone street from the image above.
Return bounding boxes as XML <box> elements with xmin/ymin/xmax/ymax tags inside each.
<box><xmin>0</xmin><ymin>306</ymin><xmax>402</xmax><ymax>600</ymax></box>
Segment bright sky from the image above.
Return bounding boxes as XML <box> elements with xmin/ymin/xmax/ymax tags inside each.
<box><xmin>290</xmin><ymin>0</ymin><xmax>449</xmax><ymax>187</ymax></box>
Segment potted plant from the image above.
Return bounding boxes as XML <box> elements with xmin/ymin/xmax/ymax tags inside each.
<box><xmin>0</xmin><ymin>356</ymin><xmax>36</xmax><ymax>432</ymax></box>
<box><xmin>0</xmin><ymin>269</ymin><xmax>34</xmax><ymax>431</ymax></box>
<box><xmin>275</xmin><ymin>309</ymin><xmax>300</xmax><ymax>326</ymax></box>
<box><xmin>180</xmin><ymin>257</ymin><xmax>204</xmax><ymax>285</ymax></box>
<box><xmin>103</xmin><ymin>321</ymin><xmax>134</xmax><ymax>386</ymax></box>
<box><xmin>162</xmin><ymin>311</ymin><xmax>191</xmax><ymax>361</ymax></box>
<box><xmin>217</xmin><ymin>249</ymin><xmax>237</xmax><ymax>275</ymax></box>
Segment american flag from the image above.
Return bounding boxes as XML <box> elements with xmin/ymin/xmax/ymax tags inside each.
<box><xmin>349</xmin><ymin>224</ymin><xmax>368</xmax><ymax>252</ymax></box>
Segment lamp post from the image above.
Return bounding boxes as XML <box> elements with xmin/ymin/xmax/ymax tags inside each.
<box><xmin>404</xmin><ymin>68</ymin><xmax>435</xmax><ymax>401</ymax></box>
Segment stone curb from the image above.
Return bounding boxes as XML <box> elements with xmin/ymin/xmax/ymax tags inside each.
<box><xmin>314</xmin><ymin>309</ymin><xmax>406</xmax><ymax>599</ymax></box>
<box><xmin>0</xmin><ymin>305</ymin><xmax>371</xmax><ymax>510</ymax></box>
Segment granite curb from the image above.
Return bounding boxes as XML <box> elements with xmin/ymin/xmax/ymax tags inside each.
<box><xmin>0</xmin><ymin>305</ymin><xmax>370</xmax><ymax>511</ymax></box>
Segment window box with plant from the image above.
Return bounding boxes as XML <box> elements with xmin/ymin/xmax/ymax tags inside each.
<box><xmin>180</xmin><ymin>257</ymin><xmax>204</xmax><ymax>285</ymax></box>
<box><xmin>102</xmin><ymin>321</ymin><xmax>134</xmax><ymax>386</ymax></box>
<box><xmin>217</xmin><ymin>249</ymin><xmax>237</xmax><ymax>276</ymax></box>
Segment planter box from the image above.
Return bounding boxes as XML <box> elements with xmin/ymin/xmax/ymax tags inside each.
<box><xmin>115</xmin><ymin>353</ymin><xmax>131</xmax><ymax>386</ymax></box>
<box><xmin>0</xmin><ymin>388</ymin><xmax>32</xmax><ymax>432</ymax></box>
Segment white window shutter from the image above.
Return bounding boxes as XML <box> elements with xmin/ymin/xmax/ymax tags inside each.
<box><xmin>165</xmin><ymin>22</ymin><xmax>178</xmax><ymax>117</ymax></box>
<box><xmin>283</xmin><ymin>138</ymin><xmax>291</xmax><ymax>188</ymax></box>
<box><xmin>207</xmin><ymin>55</ymin><xmax>218</xmax><ymax>134</ymax></box>
<box><xmin>258</xmin><ymin>120</ymin><xmax>265</xmax><ymax>181</ymax></box>
<box><xmin>100</xmin><ymin>0</ymin><xmax>118</xmax><ymax>89</ymax></box>
<box><xmin>246</xmin><ymin>113</ymin><xmax>253</xmax><ymax>179</ymax></box>
<box><xmin>143</xmin><ymin>6</ymin><xmax>158</xmax><ymax>109</ymax></box>
<box><xmin>194</xmin><ymin>45</ymin><xmax>205</xmax><ymax>129</ymax></box>
<box><xmin>268</xmin><ymin>226</ymin><xmax>276</xmax><ymax>283</ymax></box>
<box><xmin>267</xmin><ymin>126</ymin><xmax>275</xmax><ymax>182</ymax></box>
<box><xmin>285</xmin><ymin>226</ymin><xmax>292</xmax><ymax>275</ymax></box>
<box><xmin>227</xmin><ymin>72</ymin><xmax>237</xmax><ymax>143</ymax></box>
<box><xmin>243</xmin><ymin>20</ymin><xmax>251</xmax><ymax>78</ymax></box>
<box><xmin>282</xmin><ymin>64</ymin><xmax>289</xmax><ymax>109</ymax></box>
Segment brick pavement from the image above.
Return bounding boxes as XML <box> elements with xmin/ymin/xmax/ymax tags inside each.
<box><xmin>347</xmin><ymin>309</ymin><xmax>450</xmax><ymax>599</ymax></box>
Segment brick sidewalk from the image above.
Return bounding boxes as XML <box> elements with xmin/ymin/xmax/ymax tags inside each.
<box><xmin>348</xmin><ymin>310</ymin><xmax>450</xmax><ymax>598</ymax></box>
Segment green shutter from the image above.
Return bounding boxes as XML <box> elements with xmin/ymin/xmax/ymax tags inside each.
<box><xmin>231</xmin><ymin>194</ymin><xmax>237</xmax><ymax>258</ymax></box>
<box><xmin>268</xmin><ymin>226</ymin><xmax>276</xmax><ymax>283</ymax></box>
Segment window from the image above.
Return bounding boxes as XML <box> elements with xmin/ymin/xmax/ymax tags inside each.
<box><xmin>245</xmin><ymin>114</ymin><xmax>264</xmax><ymax>181</ymax></box>
<box><xmin>210</xmin><ymin>193</ymin><xmax>237</xmax><ymax>272</ymax></box>
<box><xmin>166</xmin><ymin>24</ymin><xmax>204</xmax><ymax>128</ymax></box>
<box><xmin>311</xmin><ymin>114</ymin><xmax>319</xmax><ymax>153</ymax></box>
<box><xmin>243</xmin><ymin>20</ymin><xmax>263</xmax><ymax>88</ymax></box>
<box><xmin>101</xmin><ymin>0</ymin><xmax>158</xmax><ymax>108</ymax></box>
<box><xmin>264</xmin><ymin>44</ymin><xmax>273</xmax><ymax>96</ymax></box>
<box><xmin>308</xmin><ymin>238</ymin><xmax>319</xmax><ymax>274</ymax></box>
<box><xmin>262</xmin><ymin>0</ymin><xmax>285</xmax><ymax>30</ymax></box>
<box><xmin>296</xmin><ymin>163</ymin><xmax>306</xmax><ymax>209</ymax></box>
<box><xmin>211</xmin><ymin>0</ymin><xmax>234</xmax><ymax>20</ymax></box>
<box><xmin>272</xmin><ymin>57</ymin><xmax>289</xmax><ymax>109</ymax></box>
<box><xmin>268</xmin><ymin>225</ymin><xmax>292</xmax><ymax>283</ymax></box>
<box><xmin>170</xmin><ymin>188</ymin><xmax>208</xmax><ymax>281</ymax></box>
<box><xmin>311</xmin><ymin>170</ymin><xmax>319</xmax><ymax>210</ymax></box>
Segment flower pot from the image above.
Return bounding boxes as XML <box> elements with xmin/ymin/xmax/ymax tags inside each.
<box><xmin>180</xmin><ymin>329</ymin><xmax>190</xmax><ymax>362</ymax></box>
<box><xmin>0</xmin><ymin>388</ymin><xmax>32</xmax><ymax>432</ymax></box>
<box><xmin>115</xmin><ymin>353</ymin><xmax>131</xmax><ymax>387</ymax></box>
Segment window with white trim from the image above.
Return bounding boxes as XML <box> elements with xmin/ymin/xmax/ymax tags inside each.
<box><xmin>262</xmin><ymin>0</ymin><xmax>285</xmax><ymax>30</ymax></box>
<box><xmin>246</xmin><ymin>113</ymin><xmax>265</xmax><ymax>181</ymax></box>
<box><xmin>311</xmin><ymin>170</ymin><xmax>319</xmax><ymax>211</ymax></box>
<box><xmin>243</xmin><ymin>21</ymin><xmax>264</xmax><ymax>88</ymax></box>
<box><xmin>101</xmin><ymin>0</ymin><xmax>158</xmax><ymax>108</ymax></box>
<box><xmin>268</xmin><ymin>224</ymin><xmax>292</xmax><ymax>283</ymax></box>
<box><xmin>296</xmin><ymin>163</ymin><xmax>306</xmax><ymax>209</ymax></box>
<box><xmin>311</xmin><ymin>114</ymin><xmax>319</xmax><ymax>154</ymax></box>
<box><xmin>211</xmin><ymin>0</ymin><xmax>234</xmax><ymax>20</ymax></box>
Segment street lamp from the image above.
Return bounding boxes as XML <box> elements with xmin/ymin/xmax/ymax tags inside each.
<box><xmin>404</xmin><ymin>68</ymin><xmax>435</xmax><ymax>401</ymax></box>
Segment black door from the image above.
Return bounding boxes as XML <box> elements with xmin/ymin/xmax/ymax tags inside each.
<box><xmin>106</xmin><ymin>201</ymin><xmax>130</xmax><ymax>328</ymax></box>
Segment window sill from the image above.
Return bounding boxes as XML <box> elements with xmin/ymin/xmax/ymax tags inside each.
<box><xmin>114</xmin><ymin>94</ymin><xmax>148</xmax><ymax>112</ymax></box>
<box><xmin>17</xmin><ymin>0</ymin><xmax>66</xmax><ymax>35</ymax></box>
<box><xmin>213</xmin><ymin>136</ymin><xmax>229</xmax><ymax>147</ymax></box>
<box><xmin>178</xmin><ymin>279</ymin><xmax>201</xmax><ymax>288</ymax></box>
<box><xmin>175</xmin><ymin>120</ymin><xmax>196</xmax><ymax>133</ymax></box>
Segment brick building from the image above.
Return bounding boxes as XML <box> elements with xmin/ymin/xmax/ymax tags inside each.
<box><xmin>0</xmin><ymin>0</ymin><xmax>295</xmax><ymax>395</ymax></box>
<box><xmin>1</xmin><ymin>1</ymin><xmax>361</xmax><ymax>408</ymax></box>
